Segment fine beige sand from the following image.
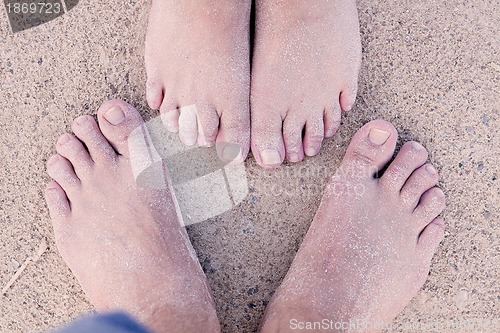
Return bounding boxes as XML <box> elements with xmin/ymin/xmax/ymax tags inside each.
<box><xmin>1</xmin><ymin>1</ymin><xmax>498</xmax><ymax>332</ymax></box>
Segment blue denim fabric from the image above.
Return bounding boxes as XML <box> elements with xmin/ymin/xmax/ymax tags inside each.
<box><xmin>52</xmin><ymin>312</ymin><xmax>151</xmax><ymax>333</ymax></box>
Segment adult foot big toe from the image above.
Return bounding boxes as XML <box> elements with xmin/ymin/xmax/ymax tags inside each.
<box><xmin>97</xmin><ymin>100</ymin><xmax>146</xmax><ymax>159</ymax></box>
<box><xmin>251</xmin><ymin>111</ymin><xmax>285</xmax><ymax>168</ymax></box>
<box><xmin>339</xmin><ymin>119</ymin><xmax>398</xmax><ymax>179</ymax></box>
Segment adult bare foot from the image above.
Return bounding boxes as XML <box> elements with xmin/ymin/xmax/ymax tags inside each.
<box><xmin>145</xmin><ymin>0</ymin><xmax>251</xmax><ymax>163</ymax></box>
<box><xmin>251</xmin><ymin>0</ymin><xmax>362</xmax><ymax>167</ymax></box>
<box><xmin>45</xmin><ymin>100</ymin><xmax>221</xmax><ymax>333</ymax></box>
<box><xmin>260</xmin><ymin>120</ymin><xmax>446</xmax><ymax>332</ymax></box>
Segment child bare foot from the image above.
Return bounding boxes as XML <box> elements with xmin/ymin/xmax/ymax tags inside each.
<box><xmin>260</xmin><ymin>120</ymin><xmax>446</xmax><ymax>332</ymax></box>
<box><xmin>145</xmin><ymin>0</ymin><xmax>251</xmax><ymax>163</ymax></box>
<box><xmin>45</xmin><ymin>100</ymin><xmax>221</xmax><ymax>333</ymax></box>
<box><xmin>251</xmin><ymin>0</ymin><xmax>361</xmax><ymax>167</ymax></box>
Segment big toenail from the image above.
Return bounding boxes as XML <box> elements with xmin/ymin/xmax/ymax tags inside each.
<box><xmin>368</xmin><ymin>128</ymin><xmax>390</xmax><ymax>145</ymax></box>
<box><xmin>75</xmin><ymin>115</ymin><xmax>89</xmax><ymax>125</ymax></box>
<box><xmin>412</xmin><ymin>142</ymin><xmax>424</xmax><ymax>151</ymax></box>
<box><xmin>57</xmin><ymin>134</ymin><xmax>70</xmax><ymax>145</ymax></box>
<box><xmin>261</xmin><ymin>149</ymin><xmax>281</xmax><ymax>165</ymax></box>
<box><xmin>104</xmin><ymin>106</ymin><xmax>125</xmax><ymax>125</ymax></box>
<box><xmin>435</xmin><ymin>188</ymin><xmax>445</xmax><ymax>198</ymax></box>
<box><xmin>426</xmin><ymin>165</ymin><xmax>437</xmax><ymax>174</ymax></box>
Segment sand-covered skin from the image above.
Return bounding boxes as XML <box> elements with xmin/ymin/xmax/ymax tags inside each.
<box><xmin>145</xmin><ymin>0</ymin><xmax>251</xmax><ymax>161</ymax></box>
<box><xmin>251</xmin><ymin>0</ymin><xmax>361</xmax><ymax>167</ymax></box>
<box><xmin>0</xmin><ymin>1</ymin><xmax>498</xmax><ymax>333</ymax></box>
<box><xmin>45</xmin><ymin>100</ymin><xmax>220</xmax><ymax>333</ymax></box>
<box><xmin>260</xmin><ymin>120</ymin><xmax>446</xmax><ymax>332</ymax></box>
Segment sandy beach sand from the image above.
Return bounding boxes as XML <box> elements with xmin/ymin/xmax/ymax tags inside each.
<box><xmin>0</xmin><ymin>0</ymin><xmax>498</xmax><ymax>332</ymax></box>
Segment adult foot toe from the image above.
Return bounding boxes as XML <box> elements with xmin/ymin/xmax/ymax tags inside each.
<box><xmin>380</xmin><ymin>141</ymin><xmax>429</xmax><ymax>190</ymax></box>
<box><xmin>45</xmin><ymin>180</ymin><xmax>71</xmax><ymax>221</ymax></box>
<box><xmin>323</xmin><ymin>103</ymin><xmax>341</xmax><ymax>138</ymax></box>
<box><xmin>251</xmin><ymin>111</ymin><xmax>285</xmax><ymax>168</ymax></box>
<box><xmin>196</xmin><ymin>104</ymin><xmax>219</xmax><ymax>147</ymax></box>
<box><xmin>215</xmin><ymin>104</ymin><xmax>250</xmax><ymax>164</ymax></box>
<box><xmin>339</xmin><ymin>83</ymin><xmax>358</xmax><ymax>112</ymax></box>
<box><xmin>161</xmin><ymin>107</ymin><xmax>180</xmax><ymax>133</ymax></box>
<box><xmin>97</xmin><ymin>100</ymin><xmax>146</xmax><ymax>159</ymax></box>
<box><xmin>178</xmin><ymin>105</ymin><xmax>199</xmax><ymax>146</ymax></box>
<box><xmin>56</xmin><ymin>133</ymin><xmax>93</xmax><ymax>177</ymax></box>
<box><xmin>414</xmin><ymin>187</ymin><xmax>446</xmax><ymax>224</ymax></box>
<box><xmin>400</xmin><ymin>163</ymin><xmax>439</xmax><ymax>210</ymax></box>
<box><xmin>303</xmin><ymin>113</ymin><xmax>324</xmax><ymax>157</ymax></box>
<box><xmin>72</xmin><ymin>115</ymin><xmax>116</xmax><ymax>164</ymax></box>
<box><xmin>339</xmin><ymin>119</ymin><xmax>398</xmax><ymax>179</ymax></box>
<box><xmin>146</xmin><ymin>80</ymin><xmax>163</xmax><ymax>110</ymax></box>
<box><xmin>418</xmin><ymin>217</ymin><xmax>445</xmax><ymax>259</ymax></box>
<box><xmin>46</xmin><ymin>155</ymin><xmax>80</xmax><ymax>197</ymax></box>
<box><xmin>282</xmin><ymin>117</ymin><xmax>305</xmax><ymax>163</ymax></box>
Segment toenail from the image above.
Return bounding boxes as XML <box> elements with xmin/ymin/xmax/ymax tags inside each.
<box><xmin>261</xmin><ymin>149</ymin><xmax>281</xmax><ymax>165</ymax></box>
<box><xmin>57</xmin><ymin>134</ymin><xmax>71</xmax><ymax>145</ymax></box>
<box><xmin>325</xmin><ymin>128</ymin><xmax>336</xmax><ymax>137</ymax></box>
<box><xmin>288</xmin><ymin>153</ymin><xmax>300</xmax><ymax>162</ymax></box>
<box><xmin>75</xmin><ymin>115</ymin><xmax>89</xmax><ymax>125</ymax></box>
<box><xmin>368</xmin><ymin>128</ymin><xmax>390</xmax><ymax>145</ymax></box>
<box><xmin>425</xmin><ymin>165</ymin><xmax>437</xmax><ymax>174</ymax></box>
<box><xmin>412</xmin><ymin>142</ymin><xmax>424</xmax><ymax>151</ymax></box>
<box><xmin>305</xmin><ymin>147</ymin><xmax>318</xmax><ymax>157</ymax></box>
<box><xmin>47</xmin><ymin>155</ymin><xmax>60</xmax><ymax>165</ymax></box>
<box><xmin>104</xmin><ymin>106</ymin><xmax>125</xmax><ymax>125</ymax></box>
<box><xmin>435</xmin><ymin>188</ymin><xmax>445</xmax><ymax>198</ymax></box>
